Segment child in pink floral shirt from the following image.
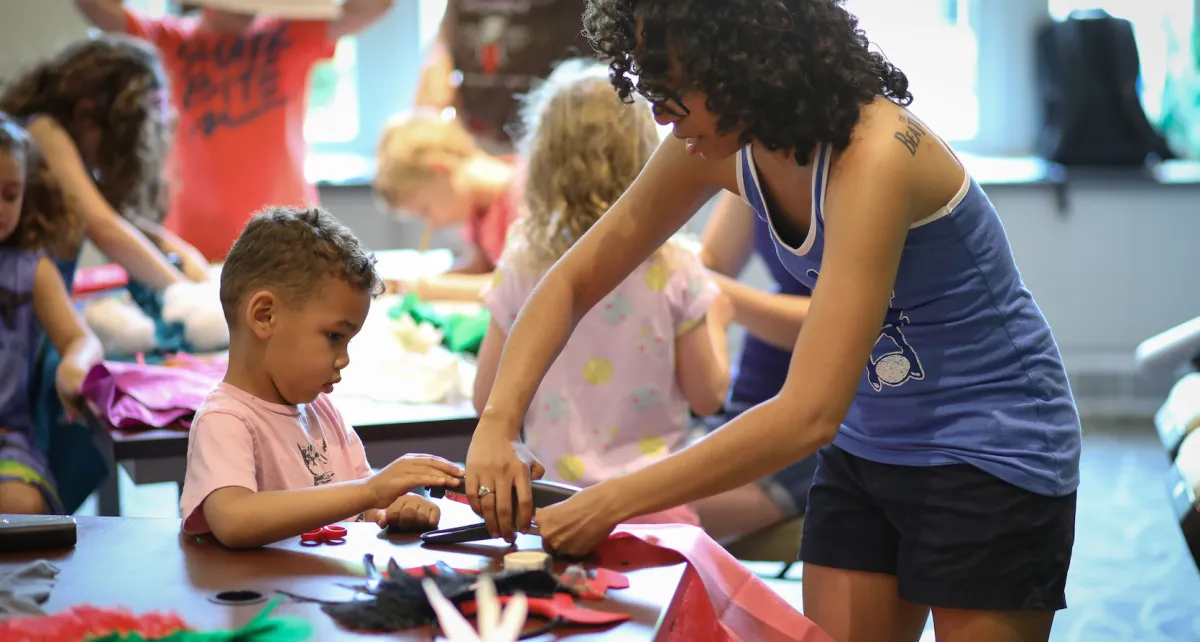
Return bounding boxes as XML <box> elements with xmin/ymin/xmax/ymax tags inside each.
<box><xmin>473</xmin><ymin>60</ymin><xmax>732</xmax><ymax>525</ymax></box>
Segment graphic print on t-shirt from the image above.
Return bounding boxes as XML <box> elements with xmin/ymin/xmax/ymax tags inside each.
<box><xmin>298</xmin><ymin>438</ymin><xmax>333</xmax><ymax>486</ymax></box>
<box><xmin>805</xmin><ymin>268</ymin><xmax>925</xmax><ymax>391</ymax></box>
<box><xmin>176</xmin><ymin>24</ymin><xmax>291</xmax><ymax>138</ymax></box>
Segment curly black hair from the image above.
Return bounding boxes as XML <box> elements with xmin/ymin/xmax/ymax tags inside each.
<box><xmin>582</xmin><ymin>0</ymin><xmax>912</xmax><ymax>164</ymax></box>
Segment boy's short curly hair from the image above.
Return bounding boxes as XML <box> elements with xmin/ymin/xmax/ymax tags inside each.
<box><xmin>582</xmin><ymin>0</ymin><xmax>912</xmax><ymax>164</ymax></box>
<box><xmin>219</xmin><ymin>207</ymin><xmax>383</xmax><ymax>324</ymax></box>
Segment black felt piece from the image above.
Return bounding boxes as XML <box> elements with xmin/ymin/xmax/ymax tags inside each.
<box><xmin>287</xmin><ymin>554</ymin><xmax>568</xmax><ymax>633</ymax></box>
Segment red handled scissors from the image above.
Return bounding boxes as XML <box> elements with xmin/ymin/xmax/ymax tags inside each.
<box><xmin>300</xmin><ymin>524</ymin><xmax>347</xmax><ymax>546</ymax></box>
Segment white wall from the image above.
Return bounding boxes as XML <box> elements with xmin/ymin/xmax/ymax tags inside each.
<box><xmin>0</xmin><ymin>2</ymin><xmax>91</xmax><ymax>80</ymax></box>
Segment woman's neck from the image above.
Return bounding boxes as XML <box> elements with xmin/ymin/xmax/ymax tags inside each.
<box><xmin>457</xmin><ymin>154</ymin><xmax>514</xmax><ymax>213</ymax></box>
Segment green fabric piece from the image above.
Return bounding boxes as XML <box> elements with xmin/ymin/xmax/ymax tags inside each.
<box><xmin>388</xmin><ymin>294</ymin><xmax>490</xmax><ymax>356</ymax></box>
<box><xmin>88</xmin><ymin>597</ymin><xmax>312</xmax><ymax>642</ymax></box>
<box><xmin>443</xmin><ymin>308</ymin><xmax>491</xmax><ymax>355</ymax></box>
<box><xmin>388</xmin><ymin>293</ymin><xmax>447</xmax><ymax>329</ymax></box>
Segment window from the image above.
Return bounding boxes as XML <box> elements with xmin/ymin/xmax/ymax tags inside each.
<box><xmin>304</xmin><ymin>0</ymin><xmax>445</xmax><ymax>146</ymax></box>
<box><xmin>844</xmin><ymin>0</ymin><xmax>979</xmax><ymax>142</ymax></box>
<box><xmin>304</xmin><ymin>1</ymin><xmax>427</xmax><ymax>175</ymax></box>
<box><xmin>304</xmin><ymin>37</ymin><xmax>360</xmax><ymax>143</ymax></box>
<box><xmin>1047</xmin><ymin>1</ymin><xmax>1195</xmax><ymax>124</ymax></box>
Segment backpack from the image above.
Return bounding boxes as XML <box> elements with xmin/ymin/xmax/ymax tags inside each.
<box><xmin>1036</xmin><ymin>10</ymin><xmax>1175</xmax><ymax>166</ymax></box>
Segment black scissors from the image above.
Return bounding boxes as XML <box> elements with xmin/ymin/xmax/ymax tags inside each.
<box><xmin>419</xmin><ymin>478</ymin><xmax>580</xmax><ymax>544</ymax></box>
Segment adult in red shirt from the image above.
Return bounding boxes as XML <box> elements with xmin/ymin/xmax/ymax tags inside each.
<box><xmin>74</xmin><ymin>0</ymin><xmax>395</xmax><ymax>261</ymax></box>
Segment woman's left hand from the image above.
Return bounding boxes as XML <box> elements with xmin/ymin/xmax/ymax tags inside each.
<box><xmin>535</xmin><ymin>484</ymin><xmax>623</xmax><ymax>557</ymax></box>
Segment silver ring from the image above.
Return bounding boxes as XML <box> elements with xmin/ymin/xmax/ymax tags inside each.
<box><xmin>477</xmin><ymin>485</ymin><xmax>493</xmax><ymax>500</ymax></box>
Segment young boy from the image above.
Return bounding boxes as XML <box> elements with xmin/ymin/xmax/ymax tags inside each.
<box><xmin>179</xmin><ymin>207</ymin><xmax>463</xmax><ymax>549</ymax></box>
<box><xmin>374</xmin><ymin>111</ymin><xmax>521</xmax><ymax>301</ymax></box>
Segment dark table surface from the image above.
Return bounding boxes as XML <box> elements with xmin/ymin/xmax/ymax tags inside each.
<box><xmin>0</xmin><ymin>502</ymin><xmax>685</xmax><ymax>640</ymax></box>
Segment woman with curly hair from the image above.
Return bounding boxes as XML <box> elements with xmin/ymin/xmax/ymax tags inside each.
<box><xmin>0</xmin><ymin>33</ymin><xmax>207</xmax><ymax>288</ymax></box>
<box><xmin>464</xmin><ymin>1</ymin><xmax>1081</xmax><ymax>640</ymax></box>
<box><xmin>0</xmin><ymin>113</ymin><xmax>103</xmax><ymax>515</ymax></box>
<box><xmin>473</xmin><ymin>57</ymin><xmax>733</xmax><ymax>526</ymax></box>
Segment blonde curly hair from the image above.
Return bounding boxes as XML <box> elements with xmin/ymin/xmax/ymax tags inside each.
<box><xmin>504</xmin><ymin>58</ymin><xmax>661</xmax><ymax>268</ymax></box>
<box><xmin>374</xmin><ymin>110</ymin><xmax>477</xmax><ymax>210</ymax></box>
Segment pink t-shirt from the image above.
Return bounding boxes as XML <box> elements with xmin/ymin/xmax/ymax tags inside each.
<box><xmin>485</xmin><ymin>243</ymin><xmax>718</xmax><ymax>524</ymax></box>
<box><xmin>465</xmin><ymin>160</ymin><xmax>523</xmax><ymax>269</ymax></box>
<box><xmin>180</xmin><ymin>383</ymin><xmax>371</xmax><ymax>534</ymax></box>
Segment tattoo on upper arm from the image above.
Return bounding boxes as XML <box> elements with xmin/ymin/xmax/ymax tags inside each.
<box><xmin>894</xmin><ymin>114</ymin><xmax>926</xmax><ymax>157</ymax></box>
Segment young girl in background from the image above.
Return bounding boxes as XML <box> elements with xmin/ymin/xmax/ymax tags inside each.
<box><xmin>0</xmin><ymin>34</ymin><xmax>207</xmax><ymax>513</ymax></box>
<box><xmin>472</xmin><ymin>59</ymin><xmax>733</xmax><ymax>527</ymax></box>
<box><xmin>0</xmin><ymin>113</ymin><xmax>103</xmax><ymax>515</ymax></box>
<box><xmin>374</xmin><ymin>111</ymin><xmax>520</xmax><ymax>301</ymax></box>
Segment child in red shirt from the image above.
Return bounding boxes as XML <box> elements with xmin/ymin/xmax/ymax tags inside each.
<box><xmin>374</xmin><ymin>111</ymin><xmax>521</xmax><ymax>301</ymax></box>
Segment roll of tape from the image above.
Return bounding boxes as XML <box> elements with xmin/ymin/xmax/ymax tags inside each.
<box><xmin>504</xmin><ymin>551</ymin><xmax>552</xmax><ymax>573</ymax></box>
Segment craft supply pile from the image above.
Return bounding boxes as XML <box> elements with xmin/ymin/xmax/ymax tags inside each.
<box><xmin>75</xmin><ymin>255</ymin><xmax>482</xmax><ymax>434</ymax></box>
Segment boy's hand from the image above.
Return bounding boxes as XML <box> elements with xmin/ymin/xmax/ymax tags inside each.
<box><xmin>376</xmin><ymin>494</ymin><xmax>441</xmax><ymax>532</ymax></box>
<box><xmin>368</xmin><ymin>454</ymin><xmax>463</xmax><ymax>508</ymax></box>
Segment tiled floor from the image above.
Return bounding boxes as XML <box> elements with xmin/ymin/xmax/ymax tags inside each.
<box><xmin>78</xmin><ymin>418</ymin><xmax>1200</xmax><ymax>641</ymax></box>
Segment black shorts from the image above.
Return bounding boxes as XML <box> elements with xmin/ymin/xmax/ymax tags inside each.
<box><xmin>799</xmin><ymin>445</ymin><xmax>1075</xmax><ymax>612</ymax></box>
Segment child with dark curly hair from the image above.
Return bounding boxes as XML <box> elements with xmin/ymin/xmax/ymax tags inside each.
<box><xmin>0</xmin><ymin>113</ymin><xmax>103</xmax><ymax>515</ymax></box>
<box><xmin>463</xmin><ymin>2</ymin><xmax>1082</xmax><ymax>640</ymax></box>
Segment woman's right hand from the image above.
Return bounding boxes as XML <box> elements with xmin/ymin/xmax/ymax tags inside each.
<box><xmin>465</xmin><ymin>423</ymin><xmax>546</xmax><ymax>542</ymax></box>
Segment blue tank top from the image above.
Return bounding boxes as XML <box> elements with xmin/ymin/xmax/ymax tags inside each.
<box><xmin>0</xmin><ymin>249</ymin><xmax>42</xmax><ymax>431</ymax></box>
<box><xmin>736</xmin><ymin>143</ymin><xmax>1081</xmax><ymax>497</ymax></box>
<box><xmin>729</xmin><ymin>216</ymin><xmax>812</xmax><ymax>406</ymax></box>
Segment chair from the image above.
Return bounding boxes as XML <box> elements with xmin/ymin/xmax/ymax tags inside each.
<box><xmin>722</xmin><ymin>517</ymin><xmax>805</xmax><ymax>579</ymax></box>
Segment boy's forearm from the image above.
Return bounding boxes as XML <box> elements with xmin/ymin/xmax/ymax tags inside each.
<box><xmin>208</xmin><ymin>481</ymin><xmax>377</xmax><ymax>548</ymax></box>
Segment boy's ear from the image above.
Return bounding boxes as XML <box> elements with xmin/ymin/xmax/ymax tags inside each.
<box><xmin>245</xmin><ymin>290</ymin><xmax>278</xmax><ymax>340</ymax></box>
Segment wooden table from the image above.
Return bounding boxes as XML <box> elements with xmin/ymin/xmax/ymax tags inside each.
<box><xmin>0</xmin><ymin>503</ymin><xmax>686</xmax><ymax>641</ymax></box>
<box><xmin>87</xmin><ymin>397</ymin><xmax>479</xmax><ymax>517</ymax></box>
